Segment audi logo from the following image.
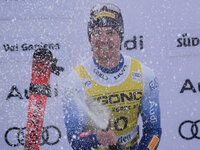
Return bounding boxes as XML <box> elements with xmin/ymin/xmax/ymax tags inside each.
<box><xmin>5</xmin><ymin>125</ymin><xmax>61</xmax><ymax>147</ymax></box>
<box><xmin>179</xmin><ymin>120</ymin><xmax>200</xmax><ymax>140</ymax></box>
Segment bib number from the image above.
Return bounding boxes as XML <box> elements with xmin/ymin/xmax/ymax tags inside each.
<box><xmin>114</xmin><ymin>116</ymin><xmax>128</xmax><ymax>131</ymax></box>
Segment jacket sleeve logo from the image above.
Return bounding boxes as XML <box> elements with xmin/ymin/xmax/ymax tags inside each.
<box><xmin>132</xmin><ymin>71</ymin><xmax>141</xmax><ymax>82</ymax></box>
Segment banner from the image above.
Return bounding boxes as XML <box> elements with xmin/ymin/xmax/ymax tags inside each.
<box><xmin>0</xmin><ymin>0</ymin><xmax>200</xmax><ymax>150</ymax></box>
<box><xmin>0</xmin><ymin>0</ymin><xmax>70</xmax><ymax>20</ymax></box>
<box><xmin>0</xmin><ymin>19</ymin><xmax>72</xmax><ymax>149</ymax></box>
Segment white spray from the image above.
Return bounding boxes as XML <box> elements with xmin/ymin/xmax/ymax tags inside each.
<box><xmin>73</xmin><ymin>92</ymin><xmax>110</xmax><ymax>130</ymax></box>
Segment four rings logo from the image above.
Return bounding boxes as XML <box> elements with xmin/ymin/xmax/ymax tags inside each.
<box><xmin>5</xmin><ymin>125</ymin><xmax>61</xmax><ymax>147</ymax></box>
<box><xmin>179</xmin><ymin>120</ymin><xmax>200</xmax><ymax>140</ymax></box>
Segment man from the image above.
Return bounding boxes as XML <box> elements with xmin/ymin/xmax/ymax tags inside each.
<box><xmin>60</xmin><ymin>3</ymin><xmax>161</xmax><ymax>150</ymax></box>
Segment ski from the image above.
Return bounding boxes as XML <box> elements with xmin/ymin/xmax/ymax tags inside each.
<box><xmin>24</xmin><ymin>48</ymin><xmax>53</xmax><ymax>150</ymax></box>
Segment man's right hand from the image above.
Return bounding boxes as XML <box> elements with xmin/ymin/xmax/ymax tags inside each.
<box><xmin>96</xmin><ymin>129</ymin><xmax>117</xmax><ymax>146</ymax></box>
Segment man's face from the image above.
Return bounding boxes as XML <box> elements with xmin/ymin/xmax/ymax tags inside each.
<box><xmin>91</xmin><ymin>27</ymin><xmax>121</xmax><ymax>60</ymax></box>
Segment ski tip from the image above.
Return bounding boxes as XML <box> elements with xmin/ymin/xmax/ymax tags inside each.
<box><xmin>33</xmin><ymin>48</ymin><xmax>53</xmax><ymax>60</ymax></box>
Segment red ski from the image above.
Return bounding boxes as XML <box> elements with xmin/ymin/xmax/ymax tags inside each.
<box><xmin>24</xmin><ymin>48</ymin><xmax>53</xmax><ymax>150</ymax></box>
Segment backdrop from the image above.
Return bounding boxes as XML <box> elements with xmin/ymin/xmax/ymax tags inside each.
<box><xmin>0</xmin><ymin>0</ymin><xmax>200</xmax><ymax>150</ymax></box>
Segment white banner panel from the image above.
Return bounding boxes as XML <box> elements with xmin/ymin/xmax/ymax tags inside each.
<box><xmin>0</xmin><ymin>59</ymin><xmax>72</xmax><ymax>150</ymax></box>
<box><xmin>167</xmin><ymin>29</ymin><xmax>200</xmax><ymax>57</ymax></box>
<box><xmin>0</xmin><ymin>0</ymin><xmax>200</xmax><ymax>150</ymax></box>
<box><xmin>0</xmin><ymin>0</ymin><xmax>70</xmax><ymax>20</ymax></box>
<box><xmin>0</xmin><ymin>18</ymin><xmax>73</xmax><ymax>63</ymax></box>
<box><xmin>0</xmin><ymin>19</ymin><xmax>72</xmax><ymax>149</ymax></box>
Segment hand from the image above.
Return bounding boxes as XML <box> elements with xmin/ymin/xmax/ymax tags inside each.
<box><xmin>96</xmin><ymin>129</ymin><xmax>117</xmax><ymax>146</ymax></box>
